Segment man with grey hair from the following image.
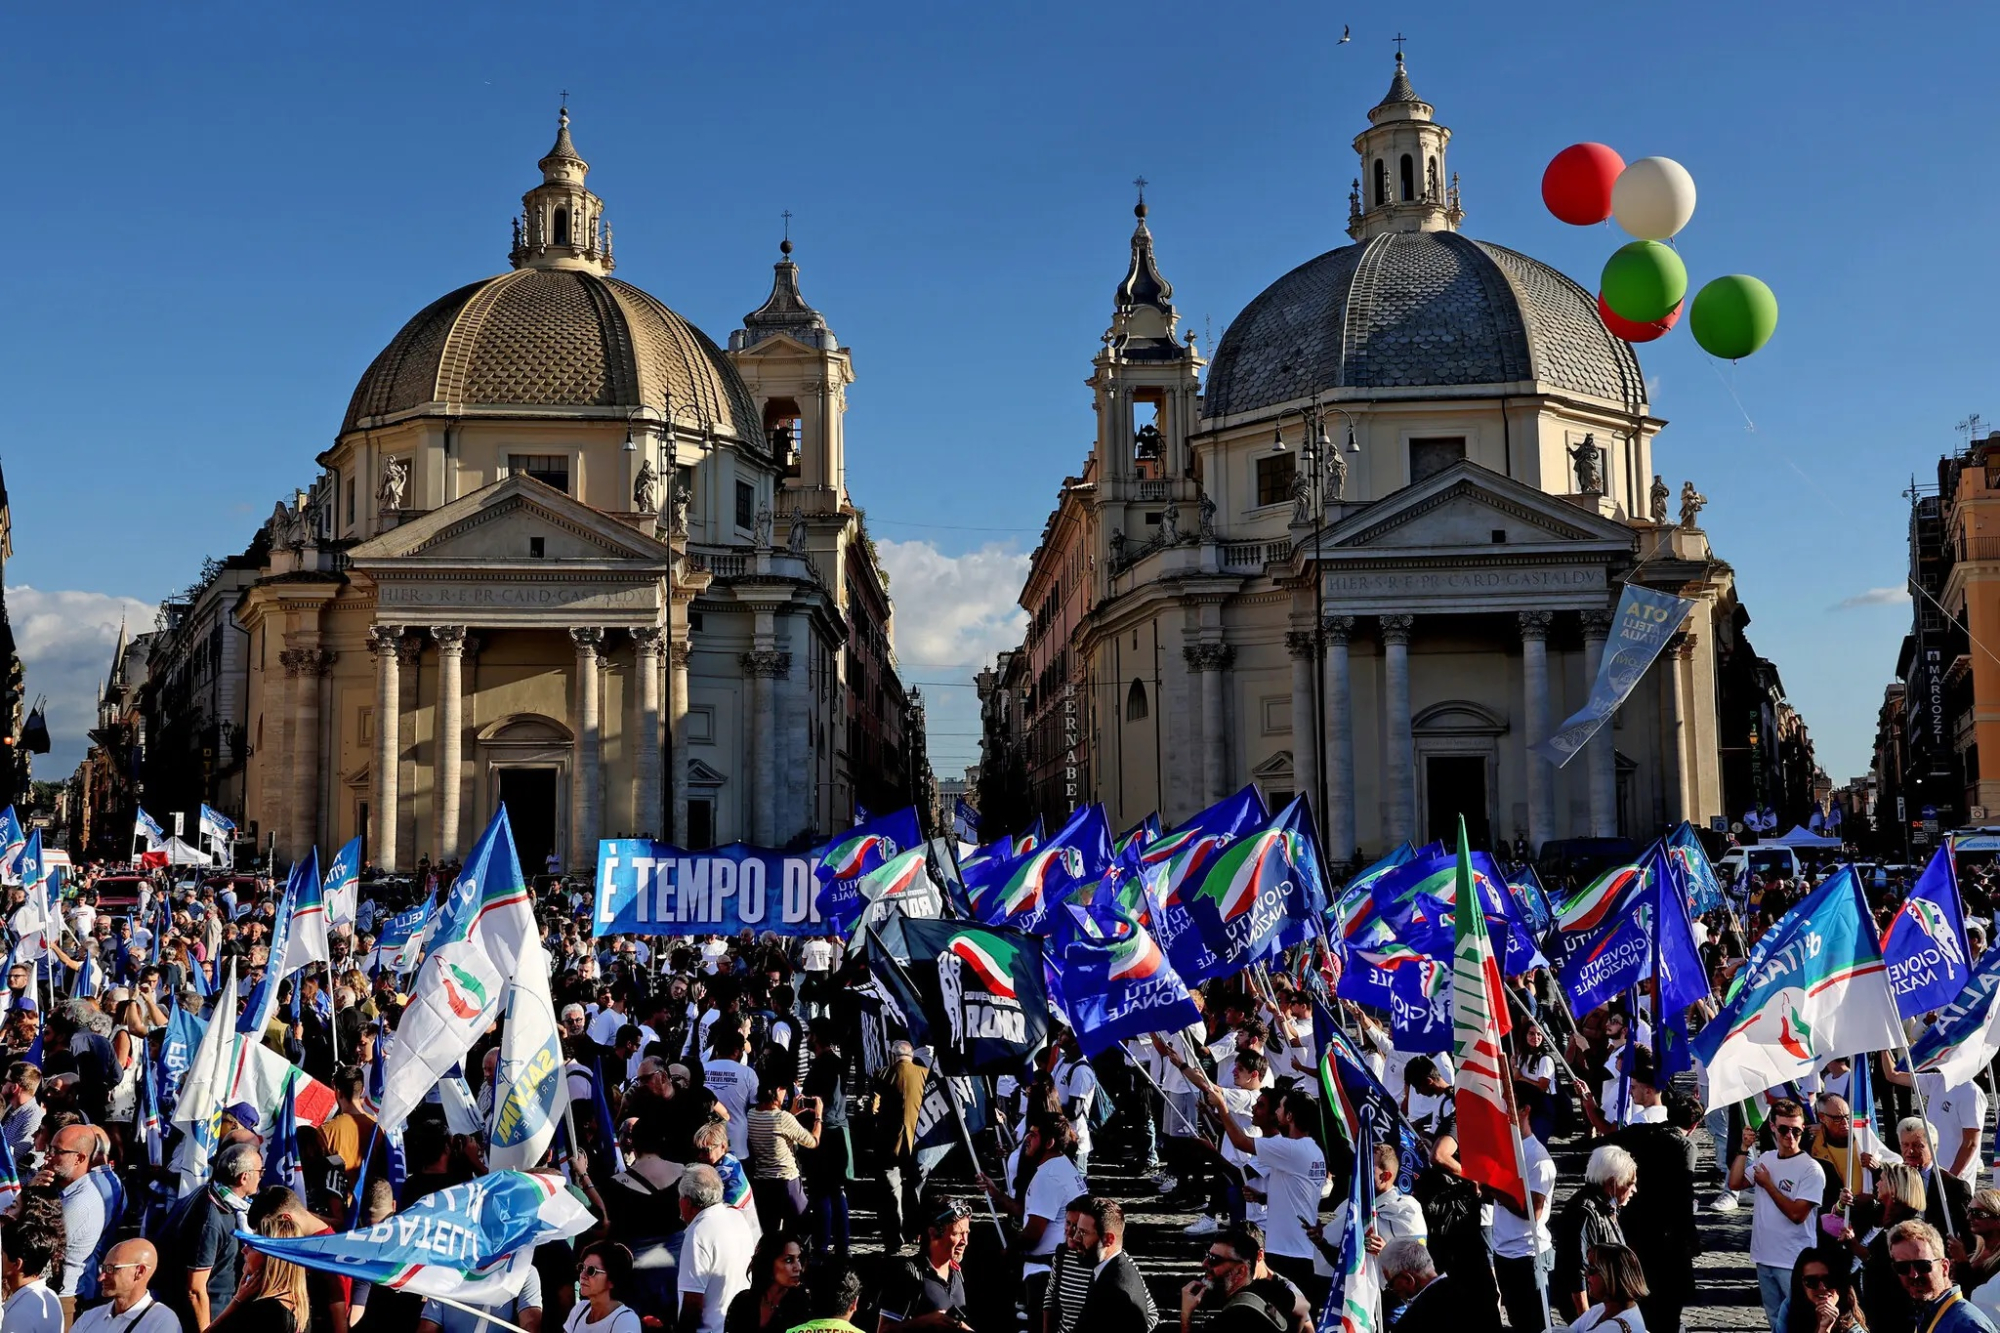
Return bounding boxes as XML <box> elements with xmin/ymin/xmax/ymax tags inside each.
<box><xmin>1379</xmin><ymin>1240</ymin><xmax>1454</xmax><ymax>1333</ymax></box>
<box><xmin>677</xmin><ymin>1164</ymin><xmax>755</xmax><ymax>1333</ymax></box>
<box><xmin>1551</xmin><ymin>1143</ymin><xmax>1635</xmax><ymax>1317</ymax></box>
<box><xmin>1900</xmin><ymin>1112</ymin><xmax>1973</xmax><ymax>1238</ymax></box>
<box><xmin>162</xmin><ymin>1139</ymin><xmax>263</xmax><ymax>1331</ymax></box>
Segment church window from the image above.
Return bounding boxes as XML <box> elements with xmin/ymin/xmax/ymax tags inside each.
<box><xmin>1400</xmin><ymin>154</ymin><xmax>1415</xmax><ymax>202</ymax></box>
<box><xmin>1255</xmin><ymin>452</ymin><xmax>1297</xmax><ymax>507</ymax></box>
<box><xmin>676</xmin><ymin>465</ymin><xmax>695</xmax><ymax>516</ymax></box>
<box><xmin>553</xmin><ymin>208</ymin><xmax>571</xmax><ymax>246</ymax></box>
<box><xmin>1408</xmin><ymin>436</ymin><xmax>1466</xmax><ymax>485</ymax></box>
<box><xmin>1126</xmin><ymin>679</ymin><xmax>1148</xmax><ymax>722</ymax></box>
<box><xmin>688</xmin><ymin>799</ymin><xmax>715</xmax><ymax>851</ymax></box>
<box><xmin>508</xmin><ymin>454</ymin><xmax>570</xmax><ymax>493</ymax></box>
<box><xmin>345</xmin><ymin>478</ymin><xmax>355</xmax><ymax>528</ymax></box>
<box><xmin>765</xmin><ymin>398</ymin><xmax>803</xmax><ymax>479</ymax></box>
<box><xmin>735</xmin><ymin>480</ymin><xmax>756</xmax><ymax>530</ymax></box>
<box><xmin>530</xmin><ymin>537</ymin><xmax>545</xmax><ymax>558</ymax></box>
<box><xmin>1373</xmin><ymin>159</ymin><xmax>1388</xmax><ymax>206</ymax></box>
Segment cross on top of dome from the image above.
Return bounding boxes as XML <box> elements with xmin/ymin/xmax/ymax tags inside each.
<box><xmin>511</xmin><ymin>103</ymin><xmax>613</xmax><ymax>275</ymax></box>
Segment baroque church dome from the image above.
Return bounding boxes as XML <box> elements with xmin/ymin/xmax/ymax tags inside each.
<box><xmin>340</xmin><ymin>110</ymin><xmax>765</xmax><ymax>450</ymax></box>
<box><xmin>1202</xmin><ymin>57</ymin><xmax>1645</xmax><ymax>421</ymax></box>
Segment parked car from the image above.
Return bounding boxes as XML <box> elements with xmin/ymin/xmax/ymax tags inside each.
<box><xmin>92</xmin><ymin>874</ymin><xmax>149</xmax><ymax>910</ymax></box>
<box><xmin>1714</xmin><ymin>844</ymin><xmax>1803</xmax><ymax>890</ymax></box>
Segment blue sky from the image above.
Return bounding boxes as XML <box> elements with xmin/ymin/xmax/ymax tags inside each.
<box><xmin>4</xmin><ymin>1</ymin><xmax>1994</xmax><ymax>784</ymax></box>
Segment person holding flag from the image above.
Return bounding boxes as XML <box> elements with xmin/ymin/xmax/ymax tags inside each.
<box><xmin>1189</xmin><ymin>1076</ymin><xmax>1331</xmax><ymax>1309</ymax></box>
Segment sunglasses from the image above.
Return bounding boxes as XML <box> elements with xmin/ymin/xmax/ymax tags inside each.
<box><xmin>1773</xmin><ymin>1125</ymin><xmax>1804</xmax><ymax>1138</ymax></box>
<box><xmin>578</xmin><ymin>1265</ymin><xmax>608</xmax><ymax>1278</ymax></box>
<box><xmin>1894</xmin><ymin>1259</ymin><xmax>1936</xmax><ymax>1277</ymax></box>
<box><xmin>1803</xmin><ymin>1275</ymin><xmax>1835</xmax><ymax>1291</ymax></box>
<box><xmin>1202</xmin><ymin>1252</ymin><xmax>1243</xmax><ymax>1269</ymax></box>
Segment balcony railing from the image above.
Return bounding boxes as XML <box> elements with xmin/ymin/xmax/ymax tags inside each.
<box><xmin>1959</xmin><ymin>536</ymin><xmax>2000</xmax><ymax>562</ymax></box>
<box><xmin>1218</xmin><ymin>540</ymin><xmax>1294</xmax><ymax>571</ymax></box>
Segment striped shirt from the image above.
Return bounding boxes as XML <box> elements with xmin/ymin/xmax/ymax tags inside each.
<box><xmin>747</xmin><ymin>1108</ymin><xmax>813</xmax><ymax>1180</ymax></box>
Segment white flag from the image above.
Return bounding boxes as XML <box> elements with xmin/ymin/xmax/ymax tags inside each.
<box><xmin>171</xmin><ymin>963</ymin><xmax>240</xmax><ymax>1194</ymax></box>
<box><xmin>374</xmin><ymin>938</ymin><xmax>504</xmax><ymax>1131</ymax></box>
<box><xmin>488</xmin><ymin>934</ymin><xmax>568</xmax><ymax>1171</ymax></box>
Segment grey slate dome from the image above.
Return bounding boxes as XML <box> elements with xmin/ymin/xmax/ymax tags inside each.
<box><xmin>1202</xmin><ymin>231</ymin><xmax>1646</xmax><ymax>419</ymax></box>
<box><xmin>341</xmin><ymin>267</ymin><xmax>766</xmax><ymax>449</ymax></box>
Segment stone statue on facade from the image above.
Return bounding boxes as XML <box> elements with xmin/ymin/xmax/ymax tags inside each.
<box><xmin>378</xmin><ymin>455</ymin><xmax>409</xmax><ymax>511</ymax></box>
<box><xmin>1679</xmin><ymin>480</ymin><xmax>1708</xmax><ymax>530</ymax></box>
<box><xmin>1426</xmin><ymin>158</ymin><xmax>1441</xmax><ymax>201</ymax></box>
<box><xmin>668</xmin><ymin>469</ymin><xmax>691</xmax><ymax>536</ymax></box>
<box><xmin>1568</xmin><ymin>434</ymin><xmax>1601</xmax><ymax>494</ymax></box>
<box><xmin>1161</xmin><ymin>499</ymin><xmax>1181</xmax><ymax>544</ymax></box>
<box><xmin>1109</xmin><ymin>527</ymin><xmax>1127</xmax><ymax>566</ymax></box>
<box><xmin>1650</xmin><ymin>474</ymin><xmax>1670</xmax><ymax>524</ymax></box>
<box><xmin>787</xmin><ymin>508</ymin><xmax>809</xmax><ymax>554</ymax></box>
<box><xmin>753</xmin><ymin>501</ymin><xmax>774</xmax><ymax>549</ymax></box>
<box><xmin>1327</xmin><ymin>447</ymin><xmax>1349</xmax><ymax>504</ymax></box>
<box><xmin>633</xmin><ymin>459</ymin><xmax>659</xmax><ymax>513</ymax></box>
<box><xmin>1197</xmin><ymin>488</ymin><xmax>1217</xmax><ymax>542</ymax></box>
<box><xmin>1290</xmin><ymin>468</ymin><xmax>1314</xmax><ymax>525</ymax></box>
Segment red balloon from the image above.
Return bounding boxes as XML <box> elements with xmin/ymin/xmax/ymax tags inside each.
<box><xmin>1542</xmin><ymin>143</ymin><xmax>1625</xmax><ymax>225</ymax></box>
<box><xmin>1597</xmin><ymin>290</ymin><xmax>1681</xmax><ymax>343</ymax></box>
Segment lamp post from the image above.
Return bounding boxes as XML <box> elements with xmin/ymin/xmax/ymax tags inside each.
<box><xmin>1272</xmin><ymin>396</ymin><xmax>1360</xmax><ymax>865</ymax></box>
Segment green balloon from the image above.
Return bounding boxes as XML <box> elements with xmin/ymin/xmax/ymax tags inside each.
<box><xmin>1690</xmin><ymin>275</ymin><xmax>1779</xmax><ymax>360</ymax></box>
<box><xmin>1600</xmin><ymin>241</ymin><xmax>1688</xmax><ymax>325</ymax></box>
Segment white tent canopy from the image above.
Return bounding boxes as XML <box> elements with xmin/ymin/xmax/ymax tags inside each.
<box><xmin>164</xmin><ymin>837</ymin><xmax>208</xmax><ymax>865</ymax></box>
<box><xmin>1769</xmin><ymin>824</ymin><xmax>1842</xmax><ymax>848</ymax></box>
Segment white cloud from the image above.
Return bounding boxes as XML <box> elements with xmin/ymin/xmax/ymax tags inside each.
<box><xmin>8</xmin><ymin>585</ymin><xmax>158</xmax><ymax>777</ymax></box>
<box><xmin>1833</xmin><ymin>586</ymin><xmax>1911</xmax><ymax>611</ymax></box>
<box><xmin>876</xmin><ymin>539</ymin><xmax>1030</xmax><ymax>670</ymax></box>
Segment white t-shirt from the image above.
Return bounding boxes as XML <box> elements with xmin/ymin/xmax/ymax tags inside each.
<box><xmin>1598</xmin><ymin>1079</ymin><xmax>1669</xmax><ymax>1127</ymax></box>
<box><xmin>1492</xmin><ymin>1136</ymin><xmax>1557</xmax><ymax>1259</ymax></box>
<box><xmin>588</xmin><ymin>1006</ymin><xmax>627</xmax><ymax>1048</ymax></box>
<box><xmin>2</xmin><ymin>1281</ymin><xmax>62</xmax><ymax>1333</ymax></box>
<box><xmin>1319</xmin><ymin>1187</ymin><xmax>1427</xmax><ymax>1280</ymax></box>
<box><xmin>800</xmin><ymin>939</ymin><xmax>834</xmax><ymax>971</ymax></box>
<box><xmin>1022</xmin><ymin>1153</ymin><xmax>1088</xmax><ymax>1271</ymax></box>
<box><xmin>70</xmin><ymin>1295</ymin><xmax>180</xmax><ymax>1333</ymax></box>
<box><xmin>1920</xmin><ymin>1072</ymin><xmax>1986</xmax><ymax>1185</ymax></box>
<box><xmin>1055</xmin><ymin>1058</ymin><xmax>1099</xmax><ymax>1155</ymax></box>
<box><xmin>704</xmin><ymin>1057</ymin><xmax>759</xmax><ymax>1160</ymax></box>
<box><xmin>1218</xmin><ymin>1087</ymin><xmax>1261</xmax><ymax>1169</ymax></box>
<box><xmin>676</xmin><ymin>1203</ymin><xmax>756</xmax><ymax>1333</ymax></box>
<box><xmin>1748</xmin><ymin>1149</ymin><xmax>1825</xmax><ymax>1269</ymax></box>
<box><xmin>1254</xmin><ymin>1133</ymin><xmax>1327</xmax><ymax>1261</ymax></box>
<box><xmin>1571</xmin><ymin>1304</ymin><xmax>1648</xmax><ymax>1333</ymax></box>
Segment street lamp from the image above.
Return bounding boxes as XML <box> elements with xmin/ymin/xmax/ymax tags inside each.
<box><xmin>1271</xmin><ymin>394</ymin><xmax>1361</xmax><ymax>866</ymax></box>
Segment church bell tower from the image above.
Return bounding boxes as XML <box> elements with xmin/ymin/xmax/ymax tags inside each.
<box><xmin>1348</xmin><ymin>52</ymin><xmax>1465</xmax><ymax>241</ymax></box>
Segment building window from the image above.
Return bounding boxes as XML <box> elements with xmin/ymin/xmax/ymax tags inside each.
<box><xmin>1400</xmin><ymin>154</ymin><xmax>1415</xmax><ymax>201</ymax></box>
<box><xmin>735</xmin><ymin>480</ymin><xmax>755</xmax><ymax>530</ymax></box>
<box><xmin>1373</xmin><ymin>159</ymin><xmax>1387</xmax><ymax>206</ymax></box>
<box><xmin>345</xmin><ymin>478</ymin><xmax>355</xmax><ymax>527</ymax></box>
<box><xmin>1255</xmin><ymin>452</ymin><xmax>1297</xmax><ymax>507</ymax></box>
<box><xmin>1408</xmin><ymin>436</ymin><xmax>1466</xmax><ymax>485</ymax></box>
<box><xmin>1126</xmin><ymin>679</ymin><xmax>1149</xmax><ymax>721</ymax></box>
<box><xmin>676</xmin><ymin>465</ymin><xmax>695</xmax><ymax>519</ymax></box>
<box><xmin>508</xmin><ymin>454</ymin><xmax>570</xmax><ymax>494</ymax></box>
<box><xmin>553</xmin><ymin>208</ymin><xmax>571</xmax><ymax>246</ymax></box>
<box><xmin>688</xmin><ymin>799</ymin><xmax>715</xmax><ymax>851</ymax></box>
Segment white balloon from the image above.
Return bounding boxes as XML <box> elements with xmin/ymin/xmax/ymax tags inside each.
<box><xmin>1611</xmin><ymin>156</ymin><xmax>1697</xmax><ymax>240</ymax></box>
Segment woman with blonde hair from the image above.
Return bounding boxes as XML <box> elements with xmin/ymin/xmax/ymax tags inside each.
<box><xmin>1570</xmin><ymin>1242</ymin><xmax>1650</xmax><ymax>1333</ymax></box>
<box><xmin>1958</xmin><ymin>1187</ymin><xmax>2000</xmax><ymax>1301</ymax></box>
<box><xmin>1848</xmin><ymin>1161</ymin><xmax>1925</xmax><ymax>1333</ymax></box>
<box><xmin>207</xmin><ymin>1212</ymin><xmax>311</xmax><ymax>1333</ymax></box>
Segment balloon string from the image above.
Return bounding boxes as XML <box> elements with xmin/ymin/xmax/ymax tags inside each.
<box><xmin>1703</xmin><ymin>353</ymin><xmax>1756</xmax><ymax>432</ymax></box>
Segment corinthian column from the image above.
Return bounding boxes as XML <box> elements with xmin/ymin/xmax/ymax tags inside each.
<box><xmin>367</xmin><ymin>626</ymin><xmax>402</xmax><ymax>873</ymax></box>
<box><xmin>1663</xmin><ymin>630</ymin><xmax>1692</xmax><ymax>823</ymax></box>
<box><xmin>1183</xmin><ymin>643</ymin><xmax>1234</xmax><ymax>805</ymax></box>
<box><xmin>1380</xmin><ymin>615</ymin><xmax>1416</xmax><ymax>844</ymax></box>
<box><xmin>570</xmin><ymin>628</ymin><xmax>604</xmax><ymax>865</ymax></box>
<box><xmin>1323</xmin><ymin>616</ymin><xmax>1357</xmax><ymax>863</ymax></box>
<box><xmin>285</xmin><ymin>646</ymin><xmax>334</xmax><ymax>864</ymax></box>
<box><xmin>1285</xmin><ymin>631</ymin><xmax>1320</xmax><ymax>822</ymax></box>
<box><xmin>1518</xmin><ymin>611</ymin><xmax>1556</xmax><ymax>856</ymax></box>
<box><xmin>1580</xmin><ymin>610</ymin><xmax>1618</xmax><ymax>837</ymax></box>
<box><xmin>431</xmin><ymin>626</ymin><xmax>466</xmax><ymax>862</ymax></box>
<box><xmin>741</xmin><ymin>649</ymin><xmax>791</xmax><ymax>844</ymax></box>
<box><xmin>632</xmin><ymin>628</ymin><xmax>664</xmax><ymax>837</ymax></box>
<box><xmin>669</xmin><ymin>642</ymin><xmax>691</xmax><ymax>844</ymax></box>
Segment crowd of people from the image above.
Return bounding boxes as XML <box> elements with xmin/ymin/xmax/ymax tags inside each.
<box><xmin>1</xmin><ymin>852</ymin><xmax>1999</xmax><ymax>1333</ymax></box>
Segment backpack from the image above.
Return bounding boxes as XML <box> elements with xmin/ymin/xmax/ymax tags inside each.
<box><xmin>1411</xmin><ymin>1161</ymin><xmax>1483</xmax><ymax>1242</ymax></box>
<box><xmin>1221</xmin><ymin>1287</ymin><xmax>1290</xmax><ymax>1333</ymax></box>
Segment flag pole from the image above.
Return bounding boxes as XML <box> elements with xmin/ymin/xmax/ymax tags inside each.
<box><xmin>1893</xmin><ymin>1039</ymin><xmax>1959</xmax><ymax>1241</ymax></box>
<box><xmin>940</xmin><ymin>1074</ymin><xmax>1007</xmax><ymax>1242</ymax></box>
<box><xmin>411</xmin><ymin>1292</ymin><xmax>533</xmax><ymax>1333</ymax></box>
<box><xmin>326</xmin><ymin>957</ymin><xmax>340</xmax><ymax>1071</ymax></box>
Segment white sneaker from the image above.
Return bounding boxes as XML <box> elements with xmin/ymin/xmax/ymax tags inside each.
<box><xmin>1710</xmin><ymin>1191</ymin><xmax>1739</xmax><ymax>1213</ymax></box>
<box><xmin>1154</xmin><ymin>1173</ymin><xmax>1180</xmax><ymax>1194</ymax></box>
<box><xmin>1185</xmin><ymin>1215</ymin><xmax>1223</xmax><ymax>1236</ymax></box>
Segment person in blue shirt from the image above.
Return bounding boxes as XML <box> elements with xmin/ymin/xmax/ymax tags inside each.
<box><xmin>1890</xmin><ymin>1218</ymin><xmax>1999</xmax><ymax>1333</ymax></box>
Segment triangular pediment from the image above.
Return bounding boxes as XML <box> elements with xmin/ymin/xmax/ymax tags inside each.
<box><xmin>1324</xmin><ymin>460</ymin><xmax>1637</xmax><ymax>552</ymax></box>
<box><xmin>1250</xmin><ymin>750</ymin><xmax>1293</xmax><ymax>780</ymax></box>
<box><xmin>687</xmin><ymin>758</ymin><xmax>729</xmax><ymax>788</ymax></box>
<box><xmin>346</xmin><ymin>474</ymin><xmax>673</xmax><ymax>567</ymax></box>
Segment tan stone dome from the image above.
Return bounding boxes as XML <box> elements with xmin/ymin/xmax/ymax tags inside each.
<box><xmin>340</xmin><ymin>266</ymin><xmax>766</xmax><ymax>449</ymax></box>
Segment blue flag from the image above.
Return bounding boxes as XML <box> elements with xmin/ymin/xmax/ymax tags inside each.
<box><xmin>816</xmin><ymin>808</ymin><xmax>925</xmax><ymax>937</ymax></box>
<box><xmin>1141</xmin><ymin>787</ymin><xmax>1272</xmax><ymax>982</ymax></box>
<box><xmin>1560</xmin><ymin>843</ymin><xmax>1704</xmax><ymax>1018</ymax></box>
<box><xmin>1908</xmin><ymin>938</ymin><xmax>2000</xmax><ymax>1087</ymax></box>
<box><xmin>1315</xmin><ymin>1003</ymin><xmax>1427</xmax><ymax>1191</ymax></box>
<box><xmin>1506</xmin><ymin>864</ymin><xmax>1555</xmax><ymax>940</ymax></box>
<box><xmin>0</xmin><ymin>805</ymin><xmax>24</xmax><ymax>880</ymax></box>
<box><xmin>1176</xmin><ymin>797</ymin><xmax>1325</xmax><ymax>982</ymax></box>
<box><xmin>1883</xmin><ymin>847</ymin><xmax>1971</xmax><ymax>1019</ymax></box>
<box><xmin>589</xmin><ymin>1053</ymin><xmax>627</xmax><ymax>1177</ymax></box>
<box><xmin>1667</xmin><ymin>823</ymin><xmax>1726</xmax><ymax>915</ymax></box>
<box><xmin>953</xmin><ymin>799</ymin><xmax>983</xmax><ymax>845</ymax></box>
<box><xmin>241</xmin><ymin>849</ymin><xmax>315</xmax><ymax>1038</ymax></box>
<box><xmin>263</xmin><ymin>1076</ymin><xmax>306</xmax><ymax>1196</ymax></box>
<box><xmin>158</xmin><ymin>1000</ymin><xmax>208</xmax><ymax>1119</ymax></box>
<box><xmin>1320</xmin><ymin>1112</ymin><xmax>1379</xmax><ymax>1333</ymax></box>
<box><xmin>1388</xmin><ymin>958</ymin><xmax>1452</xmax><ymax>1055</ymax></box>
<box><xmin>136</xmin><ymin>1047</ymin><xmax>165</xmax><ymax>1168</ymax></box>
<box><xmin>324</xmin><ymin>836</ymin><xmax>362</xmax><ymax>927</ymax></box>
<box><xmin>1370</xmin><ymin>846</ymin><xmax>1544</xmax><ymax>976</ymax></box>
<box><xmin>970</xmin><ymin>803</ymin><xmax>1111</xmax><ymax>936</ymax></box>
<box><xmin>0</xmin><ymin>1095</ymin><xmax>17</xmax><ymax>1208</ymax></box>
<box><xmin>1060</xmin><ymin>897</ymin><xmax>1201</xmax><ymax>1058</ymax></box>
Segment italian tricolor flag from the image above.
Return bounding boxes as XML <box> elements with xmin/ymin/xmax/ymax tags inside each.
<box><xmin>1449</xmin><ymin>817</ymin><xmax>1527</xmax><ymax>1208</ymax></box>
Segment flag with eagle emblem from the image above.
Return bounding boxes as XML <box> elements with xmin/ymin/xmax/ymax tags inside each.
<box><xmin>1882</xmin><ymin>846</ymin><xmax>1971</xmax><ymax>1019</ymax></box>
<box><xmin>1690</xmin><ymin>866</ymin><xmax>1904</xmax><ymax>1110</ymax></box>
<box><xmin>1060</xmin><ymin>895</ymin><xmax>1200</xmax><ymax>1057</ymax></box>
<box><xmin>1910</xmin><ymin>939</ymin><xmax>2000</xmax><ymax>1088</ymax></box>
<box><xmin>1449</xmin><ymin>817</ymin><xmax>1526</xmax><ymax>1209</ymax></box>
<box><xmin>969</xmin><ymin>803</ymin><xmax>1110</xmax><ymax>935</ymax></box>
<box><xmin>865</xmin><ymin>916</ymin><xmax>1052</xmax><ymax>1075</ymax></box>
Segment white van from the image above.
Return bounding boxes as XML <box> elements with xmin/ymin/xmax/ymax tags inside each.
<box><xmin>1715</xmin><ymin>844</ymin><xmax>1803</xmax><ymax>890</ymax></box>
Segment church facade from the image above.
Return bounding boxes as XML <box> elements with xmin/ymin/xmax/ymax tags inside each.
<box><xmin>995</xmin><ymin>57</ymin><xmax>1745</xmax><ymax>857</ymax></box>
<box><xmin>232</xmin><ymin>109</ymin><xmax>905</xmax><ymax>874</ymax></box>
